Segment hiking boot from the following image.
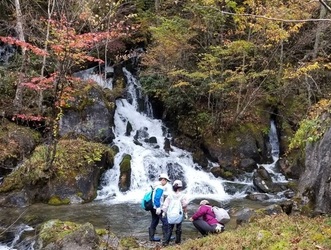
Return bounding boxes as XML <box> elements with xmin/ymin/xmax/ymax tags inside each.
<box><xmin>149</xmin><ymin>228</ymin><xmax>161</xmax><ymax>241</ymax></box>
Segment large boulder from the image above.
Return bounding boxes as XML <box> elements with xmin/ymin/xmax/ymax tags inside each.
<box><xmin>35</xmin><ymin>219</ymin><xmax>122</xmax><ymax>250</ymax></box>
<box><xmin>0</xmin><ymin>139</ymin><xmax>115</xmax><ymax>207</ymax></box>
<box><xmin>59</xmin><ymin>84</ymin><xmax>116</xmax><ymax>144</ymax></box>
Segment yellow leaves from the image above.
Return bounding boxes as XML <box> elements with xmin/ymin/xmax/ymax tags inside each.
<box><xmin>324</xmin><ymin>63</ymin><xmax>331</xmax><ymax>70</ymax></box>
<box><xmin>172</xmin><ymin>81</ymin><xmax>190</xmax><ymax>88</ymax></box>
<box><xmin>240</xmin><ymin>0</ymin><xmax>315</xmax><ymax>44</ymax></box>
<box><xmin>201</xmin><ymin>0</ymin><xmax>217</xmax><ymax>5</ymax></box>
<box><xmin>283</xmin><ymin>62</ymin><xmax>320</xmax><ymax>80</ymax></box>
<box><xmin>307</xmin><ymin>99</ymin><xmax>331</xmax><ymax>120</ymax></box>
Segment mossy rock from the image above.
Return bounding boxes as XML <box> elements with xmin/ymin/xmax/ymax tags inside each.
<box><xmin>0</xmin><ymin>138</ymin><xmax>116</xmax><ymax>206</ymax></box>
<box><xmin>119</xmin><ymin>154</ymin><xmax>132</xmax><ymax>192</ymax></box>
<box><xmin>0</xmin><ymin>120</ymin><xmax>41</xmax><ymax>175</ymax></box>
<box><xmin>48</xmin><ymin>196</ymin><xmax>71</xmax><ymax>205</ymax></box>
<box><xmin>36</xmin><ymin>219</ymin><xmax>100</xmax><ymax>249</ymax></box>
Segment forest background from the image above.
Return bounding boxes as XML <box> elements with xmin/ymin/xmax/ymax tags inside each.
<box><xmin>1</xmin><ymin>0</ymin><xmax>331</xmax><ymax>156</ymax></box>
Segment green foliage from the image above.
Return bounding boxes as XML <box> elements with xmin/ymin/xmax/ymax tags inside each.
<box><xmin>0</xmin><ymin>67</ymin><xmax>18</xmax><ymax>105</ymax></box>
<box><xmin>289</xmin><ymin>99</ymin><xmax>331</xmax><ymax>151</ymax></box>
<box><xmin>140</xmin><ymin>74</ymin><xmax>169</xmax><ymax>99</ymax></box>
<box><xmin>178</xmin><ymin>110</ymin><xmax>213</xmax><ymax>138</ymax></box>
<box><xmin>142</xmin><ymin>16</ymin><xmax>196</xmax><ymax>74</ymax></box>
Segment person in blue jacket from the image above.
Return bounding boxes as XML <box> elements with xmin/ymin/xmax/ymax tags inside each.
<box><xmin>148</xmin><ymin>173</ymin><xmax>170</xmax><ymax>242</ymax></box>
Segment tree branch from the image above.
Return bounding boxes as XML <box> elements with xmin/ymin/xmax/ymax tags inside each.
<box><xmin>319</xmin><ymin>0</ymin><xmax>331</xmax><ymax>13</ymax></box>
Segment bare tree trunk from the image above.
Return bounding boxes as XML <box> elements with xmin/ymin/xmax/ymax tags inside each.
<box><xmin>155</xmin><ymin>0</ymin><xmax>160</xmax><ymax>12</ymax></box>
<box><xmin>38</xmin><ymin>0</ymin><xmax>56</xmax><ymax>114</ymax></box>
<box><xmin>13</xmin><ymin>0</ymin><xmax>26</xmax><ymax>112</ymax></box>
<box><xmin>277</xmin><ymin>22</ymin><xmax>284</xmax><ymax>82</ymax></box>
<box><xmin>313</xmin><ymin>3</ymin><xmax>328</xmax><ymax>59</ymax></box>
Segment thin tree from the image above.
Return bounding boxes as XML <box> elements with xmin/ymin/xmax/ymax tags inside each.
<box><xmin>13</xmin><ymin>0</ymin><xmax>26</xmax><ymax>112</ymax></box>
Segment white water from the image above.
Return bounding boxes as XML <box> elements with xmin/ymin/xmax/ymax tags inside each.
<box><xmin>96</xmin><ymin>69</ymin><xmax>232</xmax><ymax>203</ymax></box>
<box><xmin>0</xmin><ymin>224</ymin><xmax>34</xmax><ymax>250</ymax></box>
<box><xmin>259</xmin><ymin>120</ymin><xmax>287</xmax><ymax>183</ymax></box>
<box><xmin>96</xmin><ymin>68</ymin><xmax>285</xmax><ymax>204</ymax></box>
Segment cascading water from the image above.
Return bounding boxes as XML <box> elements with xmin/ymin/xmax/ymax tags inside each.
<box><xmin>260</xmin><ymin>120</ymin><xmax>287</xmax><ymax>184</ymax></box>
<box><xmin>96</xmin><ymin>68</ymin><xmax>232</xmax><ymax>203</ymax></box>
<box><xmin>96</xmin><ymin>68</ymin><xmax>268</xmax><ymax>204</ymax></box>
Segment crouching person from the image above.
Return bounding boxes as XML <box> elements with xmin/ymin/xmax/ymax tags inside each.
<box><xmin>189</xmin><ymin>199</ymin><xmax>224</xmax><ymax>236</ymax></box>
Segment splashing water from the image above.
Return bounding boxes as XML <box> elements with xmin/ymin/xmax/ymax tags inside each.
<box><xmin>96</xmin><ymin>68</ymin><xmax>233</xmax><ymax>204</ymax></box>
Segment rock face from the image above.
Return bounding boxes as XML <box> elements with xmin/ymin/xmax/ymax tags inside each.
<box><xmin>59</xmin><ymin>85</ymin><xmax>115</xmax><ymax>143</ymax></box>
<box><xmin>297</xmin><ymin>126</ymin><xmax>331</xmax><ymax>214</ymax></box>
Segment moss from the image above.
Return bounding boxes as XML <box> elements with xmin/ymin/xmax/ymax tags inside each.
<box><xmin>96</xmin><ymin>228</ymin><xmax>108</xmax><ymax>236</ymax></box>
<box><xmin>223</xmin><ymin>170</ymin><xmax>234</xmax><ymax>179</ymax></box>
<box><xmin>48</xmin><ymin>196</ymin><xmax>70</xmax><ymax>205</ymax></box>
<box><xmin>120</xmin><ymin>154</ymin><xmax>132</xmax><ymax>172</ymax></box>
<box><xmin>62</xmin><ymin>83</ymin><xmax>116</xmax><ymax>113</ymax></box>
<box><xmin>119</xmin><ymin>236</ymin><xmax>139</xmax><ymax>249</ymax></box>
<box><xmin>286</xmin><ymin>180</ymin><xmax>298</xmax><ymax>192</ymax></box>
<box><xmin>0</xmin><ymin>138</ymin><xmax>115</xmax><ymax>193</ymax></box>
<box><xmin>38</xmin><ymin>219</ymin><xmax>80</xmax><ymax>246</ymax></box>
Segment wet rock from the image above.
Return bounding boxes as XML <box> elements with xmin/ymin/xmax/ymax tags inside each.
<box><xmin>252</xmin><ymin>166</ymin><xmax>273</xmax><ymax>193</ymax></box>
<box><xmin>246</xmin><ymin>193</ymin><xmax>270</xmax><ymax>201</ymax></box>
<box><xmin>240</xmin><ymin>158</ymin><xmax>258</xmax><ymax>172</ymax></box>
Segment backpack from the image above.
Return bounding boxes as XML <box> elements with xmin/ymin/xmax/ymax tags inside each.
<box><xmin>166</xmin><ymin>195</ymin><xmax>183</xmax><ymax>224</ymax></box>
<box><xmin>212</xmin><ymin>206</ymin><xmax>230</xmax><ymax>224</ymax></box>
<box><xmin>141</xmin><ymin>188</ymin><xmax>154</xmax><ymax>211</ymax></box>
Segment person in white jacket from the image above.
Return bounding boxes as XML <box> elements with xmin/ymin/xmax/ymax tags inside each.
<box><xmin>162</xmin><ymin>180</ymin><xmax>188</xmax><ymax>246</ymax></box>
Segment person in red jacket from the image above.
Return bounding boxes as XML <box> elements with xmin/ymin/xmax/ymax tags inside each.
<box><xmin>189</xmin><ymin>199</ymin><xmax>224</xmax><ymax>236</ymax></box>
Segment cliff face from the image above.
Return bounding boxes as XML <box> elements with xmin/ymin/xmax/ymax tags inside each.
<box><xmin>297</xmin><ymin>126</ymin><xmax>331</xmax><ymax>214</ymax></box>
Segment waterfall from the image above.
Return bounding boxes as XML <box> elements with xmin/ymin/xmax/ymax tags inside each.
<box><xmin>96</xmin><ymin>68</ymin><xmax>234</xmax><ymax>203</ymax></box>
<box><xmin>269</xmin><ymin>120</ymin><xmax>280</xmax><ymax>162</ymax></box>
<box><xmin>259</xmin><ymin>120</ymin><xmax>287</xmax><ymax>183</ymax></box>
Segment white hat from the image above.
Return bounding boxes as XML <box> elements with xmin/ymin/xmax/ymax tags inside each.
<box><xmin>159</xmin><ymin>173</ymin><xmax>170</xmax><ymax>182</ymax></box>
<box><xmin>200</xmin><ymin>200</ymin><xmax>210</xmax><ymax>205</ymax></box>
<box><xmin>173</xmin><ymin>180</ymin><xmax>183</xmax><ymax>187</ymax></box>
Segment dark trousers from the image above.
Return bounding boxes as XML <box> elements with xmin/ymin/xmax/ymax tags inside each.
<box><xmin>149</xmin><ymin>208</ymin><xmax>168</xmax><ymax>239</ymax></box>
<box><xmin>192</xmin><ymin>219</ymin><xmax>216</xmax><ymax>236</ymax></box>
<box><xmin>165</xmin><ymin>222</ymin><xmax>182</xmax><ymax>244</ymax></box>
<box><xmin>150</xmin><ymin>208</ymin><xmax>160</xmax><ymax>231</ymax></box>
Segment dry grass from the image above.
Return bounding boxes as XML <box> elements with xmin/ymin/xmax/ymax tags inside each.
<box><xmin>165</xmin><ymin>214</ymin><xmax>331</xmax><ymax>250</ymax></box>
